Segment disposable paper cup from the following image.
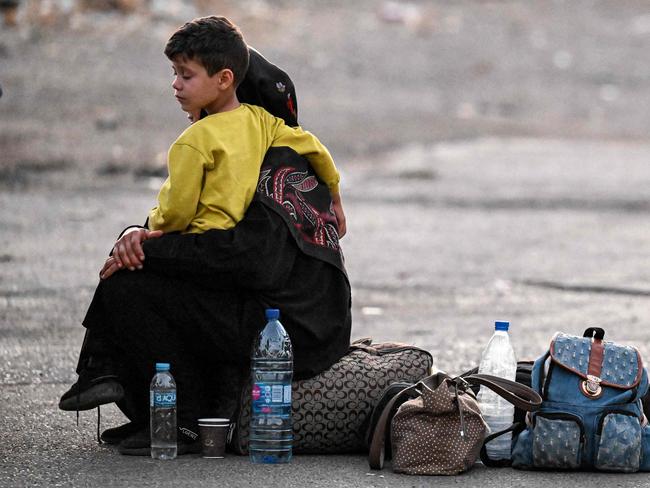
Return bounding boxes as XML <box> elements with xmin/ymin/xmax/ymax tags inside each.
<box><xmin>198</xmin><ymin>418</ymin><xmax>230</xmax><ymax>459</ymax></box>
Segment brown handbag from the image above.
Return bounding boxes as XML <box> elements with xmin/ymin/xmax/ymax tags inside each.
<box><xmin>368</xmin><ymin>373</ymin><xmax>541</xmax><ymax>475</ymax></box>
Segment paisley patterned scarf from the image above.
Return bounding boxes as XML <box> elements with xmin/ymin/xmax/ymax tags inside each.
<box><xmin>255</xmin><ymin>146</ymin><xmax>346</xmax><ymax>275</ymax></box>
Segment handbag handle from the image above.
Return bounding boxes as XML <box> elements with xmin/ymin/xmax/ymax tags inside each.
<box><xmin>462</xmin><ymin>373</ymin><xmax>542</xmax><ymax>411</ymax></box>
<box><xmin>367</xmin><ymin>382</ymin><xmax>425</xmax><ymax>470</ymax></box>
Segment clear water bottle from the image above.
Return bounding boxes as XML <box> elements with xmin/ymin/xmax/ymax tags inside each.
<box><xmin>249</xmin><ymin>308</ymin><xmax>293</xmax><ymax>464</ymax></box>
<box><xmin>150</xmin><ymin>362</ymin><xmax>177</xmax><ymax>460</ymax></box>
<box><xmin>477</xmin><ymin>321</ymin><xmax>517</xmax><ymax>461</ymax></box>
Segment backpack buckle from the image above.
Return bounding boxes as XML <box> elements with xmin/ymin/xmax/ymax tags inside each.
<box><xmin>581</xmin><ymin>374</ymin><xmax>602</xmax><ymax>398</ymax></box>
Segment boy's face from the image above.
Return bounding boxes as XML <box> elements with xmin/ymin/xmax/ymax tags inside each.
<box><xmin>171</xmin><ymin>56</ymin><xmax>232</xmax><ymax>115</ymax></box>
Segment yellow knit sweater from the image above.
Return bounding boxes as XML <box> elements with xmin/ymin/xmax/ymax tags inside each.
<box><xmin>148</xmin><ymin>104</ymin><xmax>340</xmax><ymax>234</ymax></box>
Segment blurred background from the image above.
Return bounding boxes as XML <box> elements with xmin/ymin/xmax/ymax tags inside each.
<box><xmin>2</xmin><ymin>0</ymin><xmax>650</xmax><ymax>372</ymax></box>
<box><xmin>2</xmin><ymin>0</ymin><xmax>650</xmax><ymax>176</ymax></box>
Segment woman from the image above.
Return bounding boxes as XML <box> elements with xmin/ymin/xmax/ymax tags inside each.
<box><xmin>58</xmin><ymin>50</ymin><xmax>352</xmax><ymax>456</ymax></box>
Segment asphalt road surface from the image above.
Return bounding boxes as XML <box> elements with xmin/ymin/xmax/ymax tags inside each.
<box><xmin>2</xmin><ymin>138</ymin><xmax>650</xmax><ymax>487</ymax></box>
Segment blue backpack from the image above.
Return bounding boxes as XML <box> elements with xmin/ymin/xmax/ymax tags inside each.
<box><xmin>509</xmin><ymin>327</ymin><xmax>650</xmax><ymax>472</ymax></box>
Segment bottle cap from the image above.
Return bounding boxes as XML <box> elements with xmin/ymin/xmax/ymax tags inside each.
<box><xmin>495</xmin><ymin>321</ymin><xmax>510</xmax><ymax>331</ymax></box>
<box><xmin>265</xmin><ymin>308</ymin><xmax>280</xmax><ymax>320</ymax></box>
<box><xmin>155</xmin><ymin>362</ymin><xmax>170</xmax><ymax>371</ymax></box>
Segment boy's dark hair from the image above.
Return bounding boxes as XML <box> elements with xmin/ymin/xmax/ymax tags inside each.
<box><xmin>165</xmin><ymin>16</ymin><xmax>249</xmax><ymax>87</ymax></box>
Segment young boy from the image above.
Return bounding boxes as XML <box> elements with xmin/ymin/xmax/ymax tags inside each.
<box><xmin>148</xmin><ymin>16</ymin><xmax>344</xmax><ymax>238</ymax></box>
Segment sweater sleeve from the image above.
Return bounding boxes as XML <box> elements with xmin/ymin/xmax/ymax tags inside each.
<box><xmin>148</xmin><ymin>143</ymin><xmax>206</xmax><ymax>233</ymax></box>
<box><xmin>270</xmin><ymin>119</ymin><xmax>340</xmax><ymax>195</ymax></box>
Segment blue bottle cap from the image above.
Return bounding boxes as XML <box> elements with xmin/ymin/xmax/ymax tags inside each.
<box><xmin>155</xmin><ymin>362</ymin><xmax>170</xmax><ymax>371</ymax></box>
<box><xmin>265</xmin><ymin>308</ymin><xmax>280</xmax><ymax>320</ymax></box>
<box><xmin>495</xmin><ymin>321</ymin><xmax>510</xmax><ymax>331</ymax></box>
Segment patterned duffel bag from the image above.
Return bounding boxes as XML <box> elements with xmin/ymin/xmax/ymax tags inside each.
<box><xmin>228</xmin><ymin>338</ymin><xmax>433</xmax><ymax>454</ymax></box>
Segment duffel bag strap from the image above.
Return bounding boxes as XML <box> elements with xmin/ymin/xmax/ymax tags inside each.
<box><xmin>368</xmin><ymin>383</ymin><xmax>422</xmax><ymax>470</ymax></box>
<box><xmin>463</xmin><ymin>373</ymin><xmax>542</xmax><ymax>411</ymax></box>
<box><xmin>349</xmin><ymin>337</ymin><xmax>376</xmax><ymax>354</ymax></box>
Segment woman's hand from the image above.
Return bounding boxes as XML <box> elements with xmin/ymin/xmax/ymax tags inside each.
<box><xmin>332</xmin><ymin>193</ymin><xmax>347</xmax><ymax>238</ymax></box>
<box><xmin>110</xmin><ymin>228</ymin><xmax>163</xmax><ymax>272</ymax></box>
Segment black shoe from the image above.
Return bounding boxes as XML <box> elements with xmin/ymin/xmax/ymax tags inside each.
<box><xmin>118</xmin><ymin>426</ymin><xmax>201</xmax><ymax>456</ymax></box>
<box><xmin>100</xmin><ymin>421</ymin><xmax>146</xmax><ymax>445</ymax></box>
<box><xmin>59</xmin><ymin>367</ymin><xmax>124</xmax><ymax>412</ymax></box>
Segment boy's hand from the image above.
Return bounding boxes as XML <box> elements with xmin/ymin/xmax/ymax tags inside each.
<box><xmin>332</xmin><ymin>193</ymin><xmax>347</xmax><ymax>238</ymax></box>
<box><xmin>109</xmin><ymin>228</ymin><xmax>163</xmax><ymax>273</ymax></box>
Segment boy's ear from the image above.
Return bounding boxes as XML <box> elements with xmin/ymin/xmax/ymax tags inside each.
<box><xmin>216</xmin><ymin>68</ymin><xmax>235</xmax><ymax>90</ymax></box>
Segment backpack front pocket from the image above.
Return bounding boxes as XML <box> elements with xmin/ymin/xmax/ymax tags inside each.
<box><xmin>595</xmin><ymin>412</ymin><xmax>642</xmax><ymax>472</ymax></box>
<box><xmin>532</xmin><ymin>414</ymin><xmax>583</xmax><ymax>469</ymax></box>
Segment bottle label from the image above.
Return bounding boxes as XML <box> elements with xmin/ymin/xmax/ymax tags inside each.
<box><xmin>252</xmin><ymin>382</ymin><xmax>291</xmax><ymax>413</ymax></box>
<box><xmin>150</xmin><ymin>391</ymin><xmax>176</xmax><ymax>408</ymax></box>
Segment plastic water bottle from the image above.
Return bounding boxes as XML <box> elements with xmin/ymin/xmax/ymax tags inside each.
<box><xmin>477</xmin><ymin>321</ymin><xmax>517</xmax><ymax>461</ymax></box>
<box><xmin>249</xmin><ymin>308</ymin><xmax>293</xmax><ymax>464</ymax></box>
<box><xmin>150</xmin><ymin>362</ymin><xmax>177</xmax><ymax>460</ymax></box>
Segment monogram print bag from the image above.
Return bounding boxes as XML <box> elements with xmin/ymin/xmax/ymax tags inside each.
<box><xmin>228</xmin><ymin>338</ymin><xmax>433</xmax><ymax>454</ymax></box>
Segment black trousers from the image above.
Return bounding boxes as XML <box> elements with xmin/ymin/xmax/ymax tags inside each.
<box><xmin>77</xmin><ymin>202</ymin><xmax>352</xmax><ymax>428</ymax></box>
